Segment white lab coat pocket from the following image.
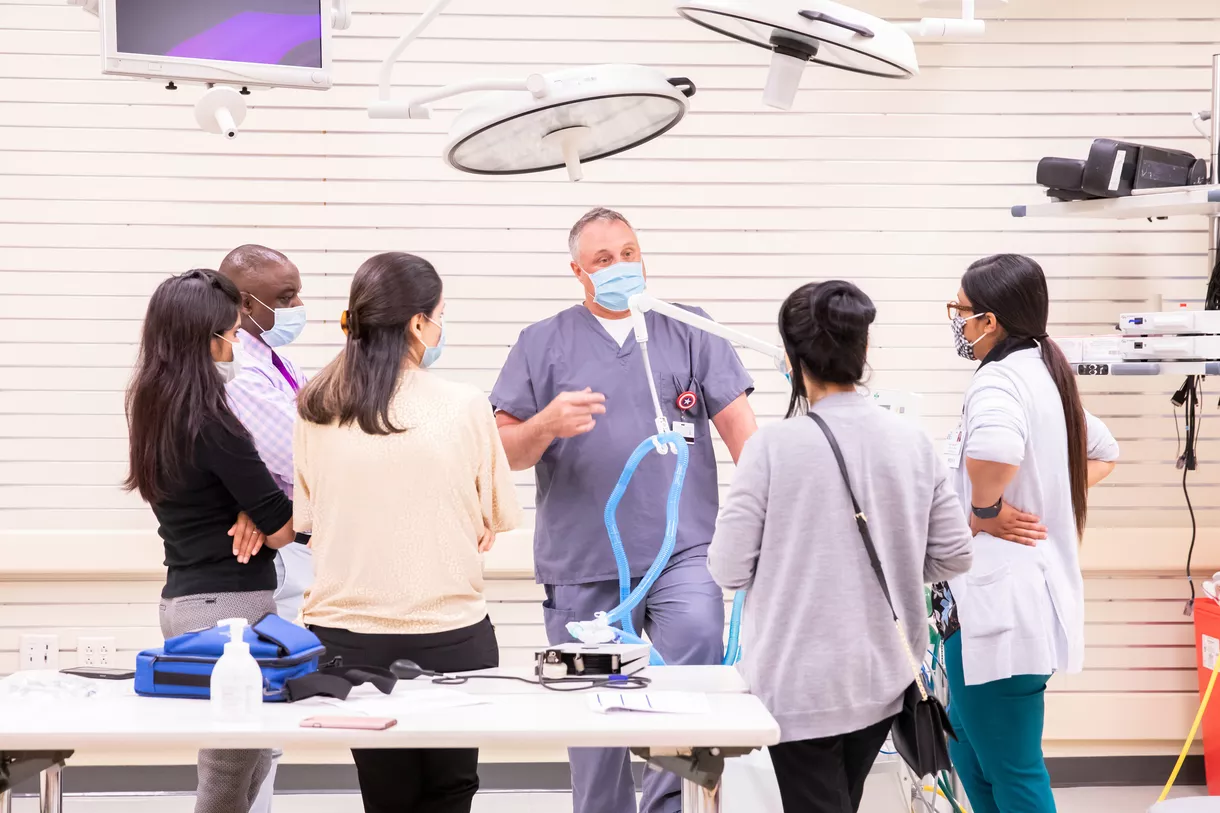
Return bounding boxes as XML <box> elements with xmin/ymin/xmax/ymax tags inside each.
<box><xmin>962</xmin><ymin>564</ymin><xmax>1017</xmax><ymax>639</ymax></box>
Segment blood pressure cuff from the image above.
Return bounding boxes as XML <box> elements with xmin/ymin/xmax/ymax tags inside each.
<box><xmin>134</xmin><ymin>613</ymin><xmax>396</xmax><ymax>702</ymax></box>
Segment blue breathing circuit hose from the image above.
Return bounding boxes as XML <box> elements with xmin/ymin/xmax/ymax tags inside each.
<box><xmin>600</xmin><ymin>431</ymin><xmax>746</xmax><ymax>667</ymax></box>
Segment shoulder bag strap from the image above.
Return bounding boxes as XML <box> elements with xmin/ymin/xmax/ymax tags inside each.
<box><xmin>807</xmin><ymin>412</ymin><xmax>928</xmax><ymax>699</ymax></box>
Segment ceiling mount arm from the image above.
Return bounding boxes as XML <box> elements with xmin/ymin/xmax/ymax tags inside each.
<box><xmin>369</xmin><ymin>0</ymin><xmax>550</xmax><ymax>120</ymax></box>
<box><xmin>375</xmin><ymin>0</ymin><xmax>456</xmax><ymax>103</ymax></box>
<box><xmin>899</xmin><ymin>0</ymin><xmax>987</xmax><ymax>38</ymax></box>
<box><xmin>371</xmin><ymin>75</ymin><xmax>548</xmax><ymax>119</ymax></box>
<box><xmin>331</xmin><ymin>0</ymin><xmax>351</xmax><ymax>30</ymax></box>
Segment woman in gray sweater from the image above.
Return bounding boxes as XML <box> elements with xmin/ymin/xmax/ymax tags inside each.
<box><xmin>708</xmin><ymin>280</ymin><xmax>974</xmax><ymax>813</ymax></box>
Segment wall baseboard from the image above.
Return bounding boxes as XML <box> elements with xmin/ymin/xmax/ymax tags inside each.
<box><xmin>7</xmin><ymin>757</ymin><xmax>1205</xmax><ymax>795</ymax></box>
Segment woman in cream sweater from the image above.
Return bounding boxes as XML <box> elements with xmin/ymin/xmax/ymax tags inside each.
<box><xmin>294</xmin><ymin>251</ymin><xmax>521</xmax><ymax>813</ymax></box>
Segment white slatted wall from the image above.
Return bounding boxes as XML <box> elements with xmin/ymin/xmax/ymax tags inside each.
<box><xmin>3</xmin><ymin>0</ymin><xmax>1220</xmax><ymax>757</ymax></box>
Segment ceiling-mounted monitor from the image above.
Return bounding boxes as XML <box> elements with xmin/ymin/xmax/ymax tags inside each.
<box><xmin>99</xmin><ymin>0</ymin><xmax>332</xmax><ymax>90</ymax></box>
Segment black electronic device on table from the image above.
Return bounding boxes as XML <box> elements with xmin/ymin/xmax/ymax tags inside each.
<box><xmin>60</xmin><ymin>666</ymin><xmax>136</xmax><ymax>680</ymax></box>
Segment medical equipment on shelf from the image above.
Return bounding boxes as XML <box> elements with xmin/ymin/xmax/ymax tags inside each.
<box><xmin>674</xmin><ymin>0</ymin><xmax>918</xmax><ymax>111</ymax></box>
<box><xmin>1119</xmin><ymin>310</ymin><xmax>1220</xmax><ymax>336</ymax></box>
<box><xmin>1120</xmin><ymin>335</ymin><xmax>1220</xmax><ymax>362</ymax></box>
<box><xmin>536</xmin><ymin>644</ymin><xmax>652</xmax><ymax>679</ymax></box>
<box><xmin>368</xmin><ymin>0</ymin><xmax>696</xmax><ymax>182</ymax></box>
<box><xmin>1037</xmin><ymin>139</ymin><xmax>1209</xmax><ymax>203</ymax></box>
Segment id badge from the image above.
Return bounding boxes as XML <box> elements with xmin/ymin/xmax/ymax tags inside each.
<box><xmin>673</xmin><ymin>421</ymin><xmax>696</xmax><ymax>445</ymax></box>
<box><xmin>944</xmin><ymin>423</ymin><xmax>964</xmax><ymax>469</ymax></box>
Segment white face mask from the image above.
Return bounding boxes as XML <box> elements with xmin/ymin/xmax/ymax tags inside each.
<box><xmin>214</xmin><ymin>335</ymin><xmax>244</xmax><ymax>383</ymax></box>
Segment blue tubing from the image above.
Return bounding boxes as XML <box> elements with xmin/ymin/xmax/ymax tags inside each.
<box><xmin>723</xmin><ymin>590</ymin><xmax>746</xmax><ymax>666</ymax></box>
<box><xmin>603</xmin><ymin>432</ymin><xmax>689</xmax><ymax>633</ymax></box>
<box><xmin>600</xmin><ymin>430</ymin><xmax>747</xmax><ymax>668</ymax></box>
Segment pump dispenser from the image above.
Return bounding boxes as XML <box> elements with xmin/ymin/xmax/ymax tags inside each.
<box><xmin>210</xmin><ymin>617</ymin><xmax>263</xmax><ymax>727</ymax></box>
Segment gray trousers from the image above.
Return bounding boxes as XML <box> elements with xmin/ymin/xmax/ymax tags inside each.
<box><xmin>159</xmin><ymin>590</ymin><xmax>277</xmax><ymax>813</ymax></box>
<box><xmin>542</xmin><ymin>553</ymin><xmax>726</xmax><ymax>813</ymax></box>
<box><xmin>249</xmin><ymin>542</ymin><xmax>317</xmax><ymax>813</ymax></box>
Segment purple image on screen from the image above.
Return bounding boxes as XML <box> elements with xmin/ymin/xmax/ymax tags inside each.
<box><xmin>115</xmin><ymin>0</ymin><xmax>322</xmax><ymax>69</ymax></box>
<box><xmin>166</xmin><ymin>12</ymin><xmax>319</xmax><ymax>66</ymax></box>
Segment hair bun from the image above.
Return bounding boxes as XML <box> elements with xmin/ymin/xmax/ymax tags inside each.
<box><xmin>809</xmin><ymin>280</ymin><xmax>876</xmax><ymax>338</ymax></box>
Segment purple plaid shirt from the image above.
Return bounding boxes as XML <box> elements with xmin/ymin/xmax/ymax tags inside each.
<box><xmin>225</xmin><ymin>330</ymin><xmax>305</xmax><ymax>499</ymax></box>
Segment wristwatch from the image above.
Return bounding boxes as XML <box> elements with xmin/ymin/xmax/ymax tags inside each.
<box><xmin>971</xmin><ymin>498</ymin><xmax>1003</xmax><ymax>519</ymax></box>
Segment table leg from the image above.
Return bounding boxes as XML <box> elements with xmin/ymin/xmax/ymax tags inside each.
<box><xmin>681</xmin><ymin>777</ymin><xmax>720</xmax><ymax>813</ymax></box>
<box><xmin>39</xmin><ymin>764</ymin><xmax>62</xmax><ymax>813</ymax></box>
<box><xmin>1</xmin><ymin>786</ymin><xmax>11</xmax><ymax>813</ymax></box>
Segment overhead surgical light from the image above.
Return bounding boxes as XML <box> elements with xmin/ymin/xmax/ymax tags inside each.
<box><xmin>674</xmin><ymin>0</ymin><xmax>917</xmax><ymax>110</ymax></box>
<box><xmin>369</xmin><ymin>0</ymin><xmax>696</xmax><ymax>181</ymax></box>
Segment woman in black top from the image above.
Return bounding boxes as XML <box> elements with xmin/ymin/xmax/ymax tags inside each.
<box><xmin>124</xmin><ymin>269</ymin><xmax>295</xmax><ymax>813</ymax></box>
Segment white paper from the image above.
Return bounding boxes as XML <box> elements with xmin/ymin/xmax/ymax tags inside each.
<box><xmin>589</xmin><ymin>692</ymin><xmax>710</xmax><ymax>715</ymax></box>
<box><xmin>1204</xmin><ymin>635</ymin><xmax>1218</xmax><ymax>670</ymax></box>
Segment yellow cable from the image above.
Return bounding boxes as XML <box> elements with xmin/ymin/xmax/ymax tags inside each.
<box><xmin>1160</xmin><ymin>653</ymin><xmax>1220</xmax><ymax>802</ymax></box>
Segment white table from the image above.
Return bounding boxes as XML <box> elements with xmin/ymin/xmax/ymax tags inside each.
<box><xmin>0</xmin><ymin>666</ymin><xmax>779</xmax><ymax>813</ymax></box>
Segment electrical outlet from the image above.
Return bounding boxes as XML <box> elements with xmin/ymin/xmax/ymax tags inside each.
<box><xmin>19</xmin><ymin>634</ymin><xmax>59</xmax><ymax>671</ymax></box>
<box><xmin>78</xmin><ymin>637</ymin><xmax>116</xmax><ymax>667</ymax></box>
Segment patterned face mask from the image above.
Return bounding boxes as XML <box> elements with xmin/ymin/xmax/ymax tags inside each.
<box><xmin>951</xmin><ymin>313</ymin><xmax>987</xmax><ymax>361</ymax></box>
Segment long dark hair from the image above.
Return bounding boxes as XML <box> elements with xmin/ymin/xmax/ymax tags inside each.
<box><xmin>779</xmin><ymin>280</ymin><xmax>875</xmax><ymax>418</ymax></box>
<box><xmin>962</xmin><ymin>253</ymin><xmax>1089</xmax><ymax>538</ymax></box>
<box><xmin>124</xmin><ymin>270</ymin><xmax>245</xmax><ymax>503</ymax></box>
<box><xmin>298</xmin><ymin>252</ymin><xmax>442</xmax><ymax>435</ymax></box>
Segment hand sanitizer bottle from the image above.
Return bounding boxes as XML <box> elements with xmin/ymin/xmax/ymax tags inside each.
<box><xmin>210</xmin><ymin>618</ymin><xmax>263</xmax><ymax>728</ymax></box>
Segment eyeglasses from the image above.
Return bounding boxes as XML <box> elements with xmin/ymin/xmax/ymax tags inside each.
<box><xmin>946</xmin><ymin>302</ymin><xmax>976</xmax><ymax>320</ymax></box>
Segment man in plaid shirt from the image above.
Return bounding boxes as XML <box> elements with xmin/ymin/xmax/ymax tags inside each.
<box><xmin>218</xmin><ymin>244</ymin><xmax>312</xmax><ymax>620</ymax></box>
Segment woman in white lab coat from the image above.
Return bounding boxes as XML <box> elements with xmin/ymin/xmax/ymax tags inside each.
<box><xmin>935</xmin><ymin>254</ymin><xmax>1118</xmax><ymax>813</ymax></box>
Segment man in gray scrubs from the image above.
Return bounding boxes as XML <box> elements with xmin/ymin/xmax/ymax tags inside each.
<box><xmin>490</xmin><ymin>208</ymin><xmax>758</xmax><ymax>813</ymax></box>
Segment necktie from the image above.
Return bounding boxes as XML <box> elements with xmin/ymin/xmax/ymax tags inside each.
<box><xmin>271</xmin><ymin>351</ymin><xmax>299</xmax><ymax>393</ymax></box>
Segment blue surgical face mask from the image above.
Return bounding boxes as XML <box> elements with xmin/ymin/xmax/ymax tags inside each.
<box><xmin>249</xmin><ymin>295</ymin><xmax>306</xmax><ymax>348</ymax></box>
<box><xmin>421</xmin><ymin>315</ymin><xmax>445</xmax><ymax>368</ymax></box>
<box><xmin>587</xmin><ymin>262</ymin><xmax>646</xmax><ymax>312</ymax></box>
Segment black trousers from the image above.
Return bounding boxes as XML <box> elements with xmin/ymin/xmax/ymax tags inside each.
<box><xmin>768</xmin><ymin>715</ymin><xmax>896</xmax><ymax>813</ymax></box>
<box><xmin>310</xmin><ymin>616</ymin><xmax>499</xmax><ymax>813</ymax></box>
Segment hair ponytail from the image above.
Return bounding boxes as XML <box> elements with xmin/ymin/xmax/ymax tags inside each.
<box><xmin>1040</xmin><ymin>337</ymin><xmax>1089</xmax><ymax>537</ymax></box>
<box><xmin>962</xmin><ymin>253</ymin><xmax>1089</xmax><ymax>538</ymax></box>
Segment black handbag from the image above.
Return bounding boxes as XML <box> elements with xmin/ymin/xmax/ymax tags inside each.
<box><xmin>808</xmin><ymin>412</ymin><xmax>957</xmax><ymax>778</ymax></box>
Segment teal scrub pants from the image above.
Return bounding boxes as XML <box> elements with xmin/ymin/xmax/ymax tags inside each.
<box><xmin>944</xmin><ymin>633</ymin><xmax>1057</xmax><ymax>813</ymax></box>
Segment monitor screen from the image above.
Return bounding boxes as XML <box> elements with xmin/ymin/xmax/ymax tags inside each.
<box><xmin>113</xmin><ymin>0</ymin><xmax>323</xmax><ymax>69</ymax></box>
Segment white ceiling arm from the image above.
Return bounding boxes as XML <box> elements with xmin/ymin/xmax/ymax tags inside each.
<box><xmin>899</xmin><ymin>0</ymin><xmax>991</xmax><ymax>38</ymax></box>
<box><xmin>331</xmin><ymin>0</ymin><xmax>352</xmax><ymax>30</ymax></box>
<box><xmin>1194</xmin><ymin>110</ymin><xmax>1213</xmax><ymax>138</ymax></box>
<box><xmin>67</xmin><ymin>0</ymin><xmax>98</xmax><ymax>18</ymax></box>
<box><xmin>370</xmin><ymin>75</ymin><xmax>546</xmax><ymax>120</ymax></box>
<box><xmin>630</xmin><ymin>293</ymin><xmax>787</xmax><ymax>367</ymax></box>
<box><xmin>376</xmin><ymin>0</ymin><xmax>456</xmax><ymax>103</ymax></box>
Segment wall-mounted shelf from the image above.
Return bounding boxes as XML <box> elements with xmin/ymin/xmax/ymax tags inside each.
<box><xmin>1012</xmin><ymin>185</ymin><xmax>1220</xmax><ymax>220</ymax></box>
<box><xmin>1075</xmin><ymin>361</ymin><xmax>1220</xmax><ymax>377</ymax></box>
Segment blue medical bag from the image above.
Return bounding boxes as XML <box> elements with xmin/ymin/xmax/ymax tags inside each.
<box><xmin>134</xmin><ymin>613</ymin><xmax>393</xmax><ymax>702</ymax></box>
